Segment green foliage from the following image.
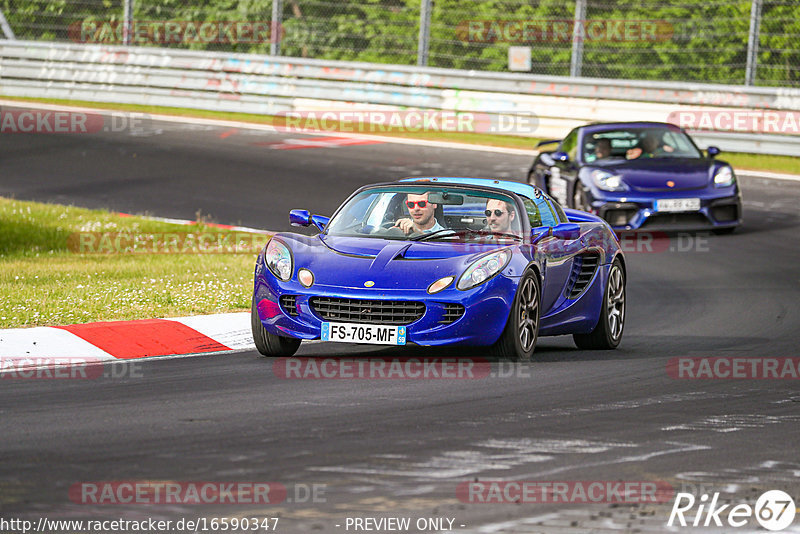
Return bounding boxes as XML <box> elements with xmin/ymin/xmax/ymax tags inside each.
<box><xmin>3</xmin><ymin>0</ymin><xmax>799</xmax><ymax>86</ymax></box>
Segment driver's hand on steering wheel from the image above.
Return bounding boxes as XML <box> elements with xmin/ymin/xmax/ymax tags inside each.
<box><xmin>394</xmin><ymin>218</ymin><xmax>414</xmax><ymax>234</ymax></box>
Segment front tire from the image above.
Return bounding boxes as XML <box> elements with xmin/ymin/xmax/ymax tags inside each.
<box><xmin>573</xmin><ymin>258</ymin><xmax>625</xmax><ymax>349</ymax></box>
<box><xmin>491</xmin><ymin>271</ymin><xmax>540</xmax><ymax>361</ymax></box>
<box><xmin>251</xmin><ymin>299</ymin><xmax>301</xmax><ymax>357</ymax></box>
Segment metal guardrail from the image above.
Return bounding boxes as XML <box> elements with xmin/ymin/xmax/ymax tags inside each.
<box><xmin>1</xmin><ymin>40</ymin><xmax>798</xmax><ymax>156</ymax></box>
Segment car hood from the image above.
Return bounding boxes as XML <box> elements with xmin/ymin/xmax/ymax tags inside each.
<box><xmin>278</xmin><ymin>234</ymin><xmax>508</xmax><ymax>290</ymax></box>
<box><xmin>594</xmin><ymin>158</ymin><xmax>714</xmax><ymax>192</ymax></box>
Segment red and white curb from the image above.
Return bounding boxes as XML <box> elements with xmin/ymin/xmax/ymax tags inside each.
<box><xmin>0</xmin><ymin>313</ymin><xmax>254</xmax><ymax>369</ymax></box>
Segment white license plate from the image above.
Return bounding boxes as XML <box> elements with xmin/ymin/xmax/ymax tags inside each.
<box><xmin>321</xmin><ymin>322</ymin><xmax>407</xmax><ymax>345</ymax></box>
<box><xmin>655</xmin><ymin>198</ymin><xmax>701</xmax><ymax>212</ymax></box>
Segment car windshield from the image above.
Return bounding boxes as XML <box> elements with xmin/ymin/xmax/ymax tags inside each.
<box><xmin>325</xmin><ymin>185</ymin><xmax>527</xmax><ymax>242</ymax></box>
<box><xmin>583</xmin><ymin>127</ymin><xmax>702</xmax><ymax>162</ymax></box>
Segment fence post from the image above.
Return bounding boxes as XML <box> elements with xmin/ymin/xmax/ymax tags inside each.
<box><xmin>745</xmin><ymin>0</ymin><xmax>762</xmax><ymax>85</ymax></box>
<box><xmin>417</xmin><ymin>0</ymin><xmax>431</xmax><ymax>66</ymax></box>
<box><xmin>570</xmin><ymin>0</ymin><xmax>586</xmax><ymax>77</ymax></box>
<box><xmin>122</xmin><ymin>0</ymin><xmax>133</xmax><ymax>45</ymax></box>
<box><xmin>271</xmin><ymin>0</ymin><xmax>283</xmax><ymax>56</ymax></box>
<box><xmin>0</xmin><ymin>9</ymin><xmax>15</xmax><ymax>39</ymax></box>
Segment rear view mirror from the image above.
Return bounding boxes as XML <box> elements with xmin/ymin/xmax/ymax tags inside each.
<box><xmin>427</xmin><ymin>192</ymin><xmax>464</xmax><ymax>205</ymax></box>
<box><xmin>553</xmin><ymin>151</ymin><xmax>569</xmax><ymax>163</ymax></box>
<box><xmin>707</xmin><ymin>146</ymin><xmax>721</xmax><ymax>158</ymax></box>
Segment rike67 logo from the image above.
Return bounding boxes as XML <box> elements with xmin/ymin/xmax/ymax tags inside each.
<box><xmin>668</xmin><ymin>490</ymin><xmax>796</xmax><ymax>531</ymax></box>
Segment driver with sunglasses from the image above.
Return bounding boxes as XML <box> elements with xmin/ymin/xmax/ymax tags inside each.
<box><xmin>485</xmin><ymin>199</ymin><xmax>518</xmax><ymax>236</ymax></box>
<box><xmin>394</xmin><ymin>192</ymin><xmax>445</xmax><ymax>235</ymax></box>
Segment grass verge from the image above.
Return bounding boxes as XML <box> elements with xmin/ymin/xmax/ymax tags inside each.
<box><xmin>0</xmin><ymin>197</ymin><xmax>268</xmax><ymax>329</ymax></box>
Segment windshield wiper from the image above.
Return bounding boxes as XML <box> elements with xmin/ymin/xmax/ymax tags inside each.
<box><xmin>410</xmin><ymin>229</ymin><xmax>457</xmax><ymax>241</ymax></box>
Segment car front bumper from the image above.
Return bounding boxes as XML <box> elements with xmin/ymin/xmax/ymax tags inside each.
<box><xmin>254</xmin><ymin>270</ymin><xmax>519</xmax><ymax>347</ymax></box>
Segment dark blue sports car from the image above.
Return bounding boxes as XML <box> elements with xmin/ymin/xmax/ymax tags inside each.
<box><xmin>527</xmin><ymin>122</ymin><xmax>742</xmax><ymax>232</ymax></box>
<box><xmin>252</xmin><ymin>178</ymin><xmax>626</xmax><ymax>361</ymax></box>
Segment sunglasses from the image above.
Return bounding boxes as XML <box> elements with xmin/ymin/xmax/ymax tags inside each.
<box><xmin>406</xmin><ymin>200</ymin><xmax>428</xmax><ymax>209</ymax></box>
<box><xmin>485</xmin><ymin>209</ymin><xmax>506</xmax><ymax>217</ymax></box>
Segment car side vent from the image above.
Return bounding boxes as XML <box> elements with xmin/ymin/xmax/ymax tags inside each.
<box><xmin>279</xmin><ymin>295</ymin><xmax>299</xmax><ymax>316</ymax></box>
<box><xmin>439</xmin><ymin>303</ymin><xmax>465</xmax><ymax>324</ymax></box>
<box><xmin>565</xmin><ymin>254</ymin><xmax>600</xmax><ymax>299</ymax></box>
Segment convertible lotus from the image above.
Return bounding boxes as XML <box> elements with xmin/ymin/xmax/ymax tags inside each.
<box><xmin>528</xmin><ymin>121</ymin><xmax>742</xmax><ymax>232</ymax></box>
<box><xmin>252</xmin><ymin>178</ymin><xmax>626</xmax><ymax>361</ymax></box>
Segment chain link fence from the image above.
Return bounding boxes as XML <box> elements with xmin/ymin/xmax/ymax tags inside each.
<box><xmin>1</xmin><ymin>0</ymin><xmax>798</xmax><ymax>87</ymax></box>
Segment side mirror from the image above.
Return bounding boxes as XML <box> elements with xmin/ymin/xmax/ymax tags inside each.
<box><xmin>552</xmin><ymin>151</ymin><xmax>570</xmax><ymax>163</ymax></box>
<box><xmin>551</xmin><ymin>222</ymin><xmax>581</xmax><ymax>240</ymax></box>
<box><xmin>707</xmin><ymin>146</ymin><xmax>721</xmax><ymax>158</ymax></box>
<box><xmin>530</xmin><ymin>226</ymin><xmax>551</xmax><ymax>244</ymax></box>
<box><xmin>289</xmin><ymin>209</ymin><xmax>311</xmax><ymax>227</ymax></box>
<box><xmin>310</xmin><ymin>215</ymin><xmax>330</xmax><ymax>232</ymax></box>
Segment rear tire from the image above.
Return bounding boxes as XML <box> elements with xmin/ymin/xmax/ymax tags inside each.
<box><xmin>573</xmin><ymin>258</ymin><xmax>625</xmax><ymax>350</ymax></box>
<box><xmin>251</xmin><ymin>299</ymin><xmax>301</xmax><ymax>357</ymax></box>
<box><xmin>490</xmin><ymin>271</ymin><xmax>540</xmax><ymax>361</ymax></box>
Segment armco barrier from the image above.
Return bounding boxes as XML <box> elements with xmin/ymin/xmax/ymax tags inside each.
<box><xmin>1</xmin><ymin>40</ymin><xmax>799</xmax><ymax>155</ymax></box>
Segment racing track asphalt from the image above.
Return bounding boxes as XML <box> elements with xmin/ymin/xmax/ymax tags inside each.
<box><xmin>1</xmin><ymin>112</ymin><xmax>800</xmax><ymax>532</ymax></box>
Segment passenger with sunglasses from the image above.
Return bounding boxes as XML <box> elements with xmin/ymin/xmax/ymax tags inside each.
<box><xmin>485</xmin><ymin>199</ymin><xmax>518</xmax><ymax>236</ymax></box>
<box><xmin>394</xmin><ymin>192</ymin><xmax>445</xmax><ymax>235</ymax></box>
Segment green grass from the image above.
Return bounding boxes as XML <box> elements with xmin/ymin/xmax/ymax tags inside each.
<box><xmin>0</xmin><ymin>197</ymin><xmax>268</xmax><ymax>328</ymax></box>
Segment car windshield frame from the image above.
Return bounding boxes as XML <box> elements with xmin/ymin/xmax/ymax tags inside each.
<box><xmin>581</xmin><ymin>126</ymin><xmax>703</xmax><ymax>163</ymax></box>
<box><xmin>323</xmin><ymin>183</ymin><xmax>533</xmax><ymax>242</ymax></box>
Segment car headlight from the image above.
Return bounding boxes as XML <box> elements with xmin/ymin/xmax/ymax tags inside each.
<box><xmin>590</xmin><ymin>170</ymin><xmax>626</xmax><ymax>192</ymax></box>
<box><xmin>713</xmin><ymin>166</ymin><xmax>735</xmax><ymax>187</ymax></box>
<box><xmin>457</xmin><ymin>250</ymin><xmax>510</xmax><ymax>290</ymax></box>
<box><xmin>265</xmin><ymin>239</ymin><xmax>292</xmax><ymax>281</ymax></box>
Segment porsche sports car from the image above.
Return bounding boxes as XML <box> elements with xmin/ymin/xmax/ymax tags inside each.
<box><xmin>252</xmin><ymin>177</ymin><xmax>626</xmax><ymax>361</ymax></box>
<box><xmin>527</xmin><ymin>121</ymin><xmax>742</xmax><ymax>232</ymax></box>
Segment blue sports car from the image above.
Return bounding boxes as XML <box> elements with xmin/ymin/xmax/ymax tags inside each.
<box><xmin>252</xmin><ymin>178</ymin><xmax>626</xmax><ymax>361</ymax></box>
<box><xmin>528</xmin><ymin>122</ymin><xmax>742</xmax><ymax>233</ymax></box>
